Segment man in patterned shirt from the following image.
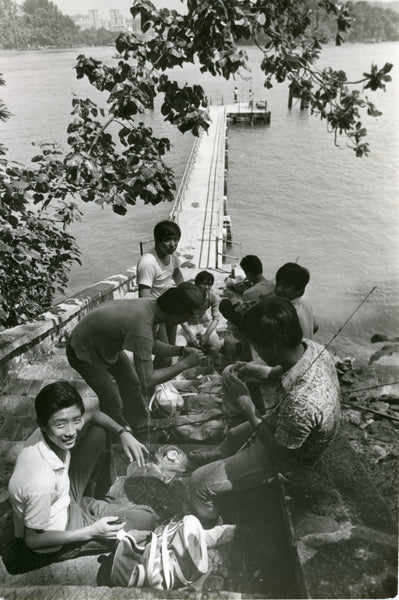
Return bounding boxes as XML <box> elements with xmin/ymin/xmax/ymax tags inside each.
<box><xmin>190</xmin><ymin>296</ymin><xmax>341</xmax><ymax>527</ymax></box>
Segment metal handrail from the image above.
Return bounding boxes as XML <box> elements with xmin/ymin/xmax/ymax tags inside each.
<box><xmin>169</xmin><ymin>132</ymin><xmax>202</xmax><ymax>222</ymax></box>
<box><xmin>139</xmin><ymin>240</ymin><xmax>153</xmax><ymax>256</ymax></box>
<box><xmin>215</xmin><ymin>236</ymin><xmax>241</xmax><ymax>268</ymax></box>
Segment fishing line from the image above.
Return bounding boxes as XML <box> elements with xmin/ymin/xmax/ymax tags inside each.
<box><xmin>346</xmin><ymin>380</ymin><xmax>399</xmax><ymax>394</ymax></box>
<box><xmin>135</xmin><ymin>411</ymin><xmax>242</xmax><ymax>434</ymax></box>
<box><xmin>235</xmin><ymin>287</ymin><xmax>378</xmax><ymax>453</ymax></box>
<box><xmin>299</xmin><ymin>286</ymin><xmax>377</xmax><ymax>379</ymax></box>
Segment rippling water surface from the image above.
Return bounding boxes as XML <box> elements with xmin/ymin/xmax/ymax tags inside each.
<box><xmin>1</xmin><ymin>42</ymin><xmax>398</xmax><ymax>360</ymax></box>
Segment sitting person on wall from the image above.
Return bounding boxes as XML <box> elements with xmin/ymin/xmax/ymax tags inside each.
<box><xmin>222</xmin><ymin>255</ymin><xmax>274</xmax><ymax>360</ymax></box>
<box><xmin>274</xmin><ymin>262</ymin><xmax>318</xmax><ymax>339</ymax></box>
<box><xmin>189</xmin><ymin>296</ymin><xmax>341</xmax><ymax>528</ymax></box>
<box><xmin>8</xmin><ymin>381</ymin><xmax>156</xmax><ymax>559</ymax></box>
<box><xmin>66</xmin><ymin>282</ymin><xmax>204</xmax><ymax>432</ymax></box>
<box><xmin>240</xmin><ymin>255</ymin><xmax>275</xmax><ymax>302</ymax></box>
<box><xmin>137</xmin><ymin>220</ymin><xmax>184</xmax><ymax>365</ymax></box>
<box><xmin>181</xmin><ymin>271</ymin><xmax>222</xmax><ymax>354</ymax></box>
<box><xmin>220</xmin><ymin>260</ymin><xmax>318</xmax><ymax>360</ymax></box>
<box><xmin>225</xmin><ymin>255</ymin><xmax>273</xmax><ymax>300</ymax></box>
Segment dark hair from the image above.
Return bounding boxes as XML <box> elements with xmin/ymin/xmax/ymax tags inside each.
<box><xmin>157</xmin><ymin>282</ymin><xmax>204</xmax><ymax>317</ymax></box>
<box><xmin>240</xmin><ymin>255</ymin><xmax>263</xmax><ymax>276</ymax></box>
<box><xmin>153</xmin><ymin>221</ymin><xmax>181</xmax><ymax>243</ymax></box>
<box><xmin>275</xmin><ymin>262</ymin><xmax>310</xmax><ymax>291</ymax></box>
<box><xmin>241</xmin><ymin>296</ymin><xmax>303</xmax><ymax>350</ymax></box>
<box><xmin>35</xmin><ymin>381</ymin><xmax>84</xmax><ymax>426</ymax></box>
<box><xmin>195</xmin><ymin>270</ymin><xmax>214</xmax><ymax>286</ymax></box>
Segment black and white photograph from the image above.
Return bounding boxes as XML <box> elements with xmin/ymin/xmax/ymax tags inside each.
<box><xmin>0</xmin><ymin>0</ymin><xmax>398</xmax><ymax>598</ymax></box>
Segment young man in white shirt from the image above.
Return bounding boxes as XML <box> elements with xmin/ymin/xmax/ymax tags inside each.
<box><xmin>137</xmin><ymin>220</ymin><xmax>184</xmax><ymax>366</ymax></box>
<box><xmin>8</xmin><ymin>381</ymin><xmax>155</xmax><ymax>560</ymax></box>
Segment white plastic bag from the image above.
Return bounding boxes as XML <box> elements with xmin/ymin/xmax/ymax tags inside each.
<box><xmin>149</xmin><ymin>382</ymin><xmax>184</xmax><ymax>417</ymax></box>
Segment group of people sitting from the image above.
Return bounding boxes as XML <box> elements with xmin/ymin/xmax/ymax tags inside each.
<box><xmin>8</xmin><ymin>220</ymin><xmax>341</xmax><ymax>567</ymax></box>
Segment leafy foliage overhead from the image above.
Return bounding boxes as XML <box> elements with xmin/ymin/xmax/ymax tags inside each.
<box><xmin>65</xmin><ymin>0</ymin><xmax>393</xmax><ymax>217</ymax></box>
<box><xmin>0</xmin><ymin>74</ymin><xmax>81</xmax><ymax>327</ymax></box>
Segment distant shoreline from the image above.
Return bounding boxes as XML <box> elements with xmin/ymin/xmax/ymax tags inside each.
<box><xmin>0</xmin><ymin>39</ymin><xmax>398</xmax><ymax>53</ymax></box>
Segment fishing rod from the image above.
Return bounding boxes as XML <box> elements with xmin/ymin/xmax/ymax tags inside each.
<box><xmin>342</xmin><ymin>400</ymin><xmax>399</xmax><ymax>423</ymax></box>
<box><xmin>346</xmin><ymin>380</ymin><xmax>399</xmax><ymax>394</ymax></box>
<box><xmin>234</xmin><ymin>287</ymin><xmax>379</xmax><ymax>454</ymax></box>
<box><xmin>134</xmin><ymin>411</ymin><xmax>243</xmax><ymax>434</ymax></box>
<box><xmin>300</xmin><ymin>286</ymin><xmax>377</xmax><ymax>379</ymax></box>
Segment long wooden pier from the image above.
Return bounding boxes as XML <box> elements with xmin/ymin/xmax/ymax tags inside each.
<box><xmin>170</xmin><ymin>106</ymin><xmax>227</xmax><ymax>271</ymax></box>
<box><xmin>169</xmin><ymin>102</ymin><xmax>270</xmax><ymax>272</ymax></box>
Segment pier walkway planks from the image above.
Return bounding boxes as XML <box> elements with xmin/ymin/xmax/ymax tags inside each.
<box><xmin>172</xmin><ymin>106</ymin><xmax>227</xmax><ymax>272</ymax></box>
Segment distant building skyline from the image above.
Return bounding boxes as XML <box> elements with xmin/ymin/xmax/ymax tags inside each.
<box><xmin>88</xmin><ymin>9</ymin><xmax>100</xmax><ymax>30</ymax></box>
<box><xmin>50</xmin><ymin>0</ymin><xmax>185</xmax><ymax>18</ymax></box>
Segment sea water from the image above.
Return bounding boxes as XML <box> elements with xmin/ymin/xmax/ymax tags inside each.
<box><xmin>1</xmin><ymin>42</ymin><xmax>398</xmax><ymax>360</ymax></box>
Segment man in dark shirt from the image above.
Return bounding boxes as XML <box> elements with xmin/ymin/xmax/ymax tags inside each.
<box><xmin>67</xmin><ymin>282</ymin><xmax>204</xmax><ymax>432</ymax></box>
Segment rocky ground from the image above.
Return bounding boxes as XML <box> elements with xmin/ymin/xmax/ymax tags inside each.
<box><xmin>336</xmin><ymin>357</ymin><xmax>399</xmax><ymax>521</ymax></box>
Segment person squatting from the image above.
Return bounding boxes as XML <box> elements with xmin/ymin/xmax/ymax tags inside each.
<box><xmin>8</xmin><ymin>224</ymin><xmax>341</xmax><ymax>563</ymax></box>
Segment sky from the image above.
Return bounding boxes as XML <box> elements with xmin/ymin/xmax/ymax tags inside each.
<box><xmin>50</xmin><ymin>0</ymin><xmax>393</xmax><ymax>19</ymax></box>
<box><xmin>51</xmin><ymin>0</ymin><xmax>184</xmax><ymax>18</ymax></box>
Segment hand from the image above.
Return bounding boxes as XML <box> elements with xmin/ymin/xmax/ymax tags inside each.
<box><xmin>223</xmin><ymin>371</ymin><xmax>251</xmax><ymax>402</ymax></box>
<box><xmin>183</xmin><ymin>350</ymin><xmax>204</xmax><ymax>368</ymax></box>
<box><xmin>120</xmin><ymin>432</ymin><xmax>148</xmax><ymax>466</ymax></box>
<box><xmin>187</xmin><ymin>333</ymin><xmax>200</xmax><ymax>347</ymax></box>
<box><xmin>230</xmin><ymin>361</ymin><xmax>248</xmax><ymax>374</ymax></box>
<box><xmin>200</xmin><ymin>334</ymin><xmax>210</xmax><ymax>348</ymax></box>
<box><xmin>89</xmin><ymin>516</ymin><xmax>125</xmax><ymax>540</ymax></box>
<box><xmin>181</xmin><ymin>345</ymin><xmax>202</xmax><ymax>358</ymax></box>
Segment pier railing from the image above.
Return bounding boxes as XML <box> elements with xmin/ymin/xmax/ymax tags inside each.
<box><xmin>169</xmin><ymin>133</ymin><xmax>202</xmax><ymax>222</ymax></box>
<box><xmin>215</xmin><ymin>237</ymin><xmax>241</xmax><ymax>269</ymax></box>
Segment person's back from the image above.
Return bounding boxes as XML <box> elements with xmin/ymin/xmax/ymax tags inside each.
<box><xmin>290</xmin><ymin>297</ymin><xmax>316</xmax><ymax>340</ymax></box>
<box><xmin>274</xmin><ymin>262</ymin><xmax>318</xmax><ymax>339</ymax></box>
<box><xmin>242</xmin><ymin>279</ymin><xmax>274</xmax><ymax>301</ymax></box>
<box><xmin>240</xmin><ymin>255</ymin><xmax>274</xmax><ymax>302</ymax></box>
<box><xmin>266</xmin><ymin>338</ymin><xmax>340</xmax><ymax>468</ymax></box>
<box><xmin>69</xmin><ymin>298</ymin><xmax>156</xmax><ymax>368</ymax></box>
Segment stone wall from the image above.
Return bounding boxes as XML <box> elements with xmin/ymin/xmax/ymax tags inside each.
<box><xmin>0</xmin><ymin>267</ymin><xmax>137</xmax><ymax>384</ymax></box>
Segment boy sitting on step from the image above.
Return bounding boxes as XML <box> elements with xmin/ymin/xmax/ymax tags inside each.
<box><xmin>181</xmin><ymin>271</ymin><xmax>222</xmax><ymax>354</ymax></box>
<box><xmin>8</xmin><ymin>381</ymin><xmax>156</xmax><ymax>560</ymax></box>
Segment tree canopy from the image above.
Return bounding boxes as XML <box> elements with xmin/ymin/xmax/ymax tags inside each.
<box><xmin>68</xmin><ymin>0</ymin><xmax>392</xmax><ymax>217</ymax></box>
<box><xmin>0</xmin><ymin>0</ymin><xmax>116</xmax><ymax>49</ymax></box>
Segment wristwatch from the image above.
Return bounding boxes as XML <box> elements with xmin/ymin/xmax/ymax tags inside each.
<box><xmin>178</xmin><ymin>346</ymin><xmax>185</xmax><ymax>357</ymax></box>
<box><xmin>117</xmin><ymin>426</ymin><xmax>133</xmax><ymax>436</ymax></box>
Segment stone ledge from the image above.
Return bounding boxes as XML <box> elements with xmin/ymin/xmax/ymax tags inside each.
<box><xmin>0</xmin><ymin>267</ymin><xmax>137</xmax><ymax>370</ymax></box>
<box><xmin>0</xmin><ymin>587</ymin><xmax>250</xmax><ymax>599</ymax></box>
<box><xmin>279</xmin><ymin>432</ymin><xmax>398</xmax><ymax>599</ymax></box>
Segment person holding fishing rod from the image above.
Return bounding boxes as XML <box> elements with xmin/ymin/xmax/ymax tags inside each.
<box><xmin>189</xmin><ymin>295</ymin><xmax>341</xmax><ymax>528</ymax></box>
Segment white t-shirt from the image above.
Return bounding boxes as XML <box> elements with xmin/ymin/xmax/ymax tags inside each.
<box><xmin>137</xmin><ymin>247</ymin><xmax>180</xmax><ymax>297</ymax></box>
<box><xmin>8</xmin><ymin>431</ymin><xmax>70</xmax><ymax>551</ymax></box>
<box><xmin>291</xmin><ymin>297</ymin><xmax>316</xmax><ymax>340</ymax></box>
